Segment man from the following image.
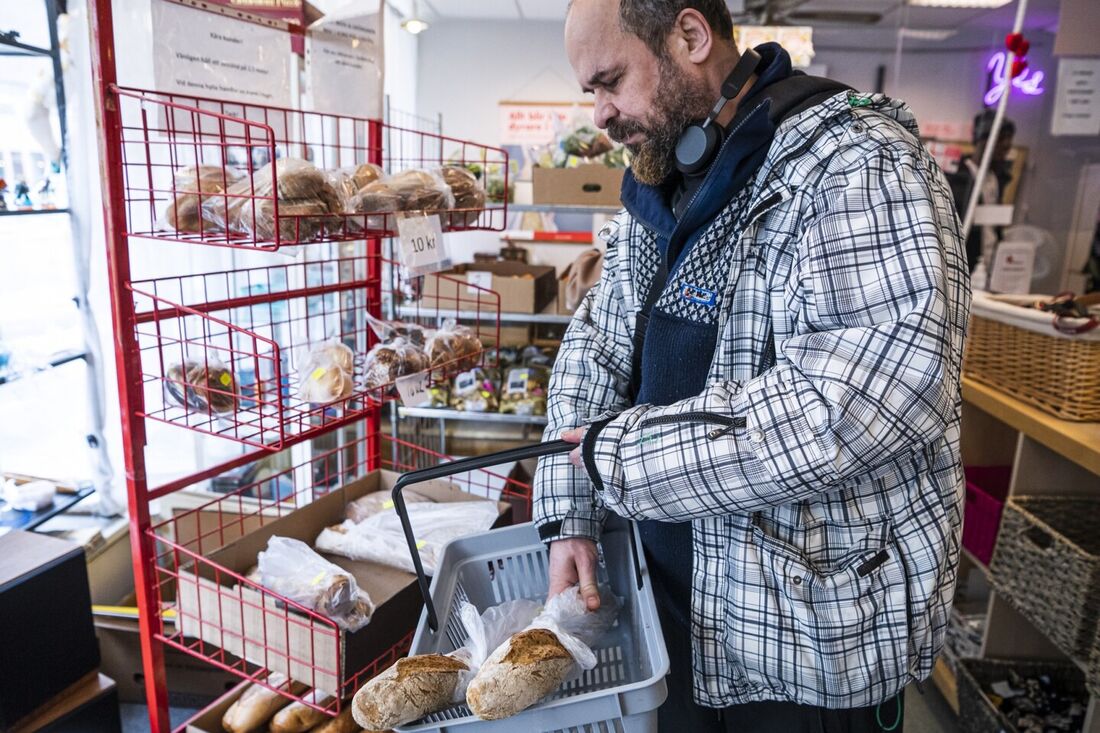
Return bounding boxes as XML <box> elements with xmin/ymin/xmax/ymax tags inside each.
<box><xmin>532</xmin><ymin>1</ymin><xmax>970</xmax><ymax>731</ymax></box>
<box><xmin>948</xmin><ymin>108</ymin><xmax>1017</xmax><ymax>273</ymax></box>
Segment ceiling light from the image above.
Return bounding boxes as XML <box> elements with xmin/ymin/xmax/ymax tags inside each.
<box><xmin>899</xmin><ymin>27</ymin><xmax>958</xmax><ymax>40</ymax></box>
<box><xmin>908</xmin><ymin>0</ymin><xmax>1011</xmax><ymax>8</ymax></box>
<box><xmin>402</xmin><ymin>17</ymin><xmax>428</xmax><ymax>34</ymax></box>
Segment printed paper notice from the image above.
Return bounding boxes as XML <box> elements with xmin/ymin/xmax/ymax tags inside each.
<box><xmin>396</xmin><ymin>372</ymin><xmax>431</xmax><ymax>407</ymax></box>
<box><xmin>397</xmin><ymin>213</ymin><xmax>450</xmax><ymax>276</ymax></box>
<box><xmin>152</xmin><ymin>0</ymin><xmax>291</xmax><ymax>107</ymax></box>
<box><xmin>1052</xmin><ymin>58</ymin><xmax>1100</xmax><ymax>137</ymax></box>
<box><xmin>306</xmin><ymin>3</ymin><xmax>384</xmax><ymax>118</ymax></box>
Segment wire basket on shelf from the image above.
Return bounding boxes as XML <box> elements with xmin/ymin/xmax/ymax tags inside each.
<box><xmin>111</xmin><ymin>86</ymin><xmax>508</xmax><ymax>250</ymax></box>
<box><xmin>957</xmin><ymin>658</ymin><xmax>1087</xmax><ymax>733</ymax></box>
<box><xmin>149</xmin><ymin>427</ymin><xmax>533</xmax><ymax>715</ymax></box>
<box><xmin>130</xmin><ymin>256</ymin><xmax>501</xmax><ymax>450</ymax></box>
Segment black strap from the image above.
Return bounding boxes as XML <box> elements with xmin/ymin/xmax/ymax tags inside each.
<box><xmin>628</xmin><ymin>257</ymin><xmax>669</xmax><ymax>403</ymax></box>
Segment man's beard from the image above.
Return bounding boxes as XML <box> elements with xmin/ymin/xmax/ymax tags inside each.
<box><xmin>607</xmin><ymin>58</ymin><xmax>714</xmax><ymax>185</ymax></box>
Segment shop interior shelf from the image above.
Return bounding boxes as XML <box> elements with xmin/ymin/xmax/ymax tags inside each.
<box><xmin>508</xmin><ymin>203</ymin><xmax>621</xmax><ymax>215</ymax></box>
<box><xmin>111</xmin><ymin>86</ymin><xmax>508</xmax><ymax>250</ymax></box>
<box><xmin>131</xmin><ymin>256</ymin><xmax>501</xmax><ymax>451</ymax></box>
<box><xmin>395</xmin><ymin>304</ymin><xmax>572</xmax><ymax>325</ymax></box>
<box><xmin>397</xmin><ymin>405</ymin><xmax>548</xmax><ymax>425</ymax></box>
<box><xmin>148</xmin><ymin>426</ymin><xmax>532</xmax><ymax>712</ymax></box>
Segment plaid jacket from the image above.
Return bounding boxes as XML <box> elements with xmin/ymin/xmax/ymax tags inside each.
<box><xmin>533</xmin><ymin>91</ymin><xmax>970</xmax><ymax>709</ymax></box>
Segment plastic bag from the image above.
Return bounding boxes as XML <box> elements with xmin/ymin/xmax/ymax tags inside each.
<box><xmin>438</xmin><ymin>165</ymin><xmax>486</xmax><ymax>227</ymax></box>
<box><xmin>314</xmin><ymin>499</ymin><xmax>500</xmax><ymax>575</ymax></box>
<box><xmin>389</xmin><ymin>168</ymin><xmax>455</xmax><ymax>212</ymax></box>
<box><xmin>203</xmin><ymin>158</ymin><xmax>344</xmax><ymax>243</ymax></box>
<box><xmin>526</xmin><ymin>584</ymin><xmax>621</xmax><ymax>672</ymax></box>
<box><xmin>165</xmin><ymin>358</ymin><xmax>238</xmax><ymax>413</ymax></box>
<box><xmin>365</xmin><ymin>312</ymin><xmax>428</xmax><ymax>348</ymax></box>
<box><xmin>425</xmin><ymin>319</ymin><xmax>482</xmax><ymax>371</ymax></box>
<box><xmin>498</xmin><ymin>364</ymin><xmax>549</xmax><ymax>416</ymax></box>
<box><xmin>256</xmin><ymin>536</ymin><xmax>373</xmax><ymax>632</ymax></box>
<box><xmin>449</xmin><ymin>368</ymin><xmax>497</xmax><ymax>412</ymax></box>
<box><xmin>362</xmin><ymin>337</ymin><xmax>431</xmax><ymax>392</ymax></box>
<box><xmin>345</xmin><ymin>488</ymin><xmax>432</xmax><ymax>523</ymax></box>
<box><xmin>160</xmin><ymin>164</ymin><xmax>242</xmax><ymax>234</ymax></box>
<box><xmin>450</xmin><ymin>600</ymin><xmax>542</xmax><ymax>700</ymax></box>
<box><xmin>2</xmin><ymin>478</ymin><xmax>55</xmax><ymax>511</ymax></box>
<box><xmin>561</xmin><ymin>123</ymin><xmax>614</xmax><ymax>159</ymax></box>
<box><xmin>297</xmin><ymin>339</ymin><xmax>355</xmax><ymax>404</ymax></box>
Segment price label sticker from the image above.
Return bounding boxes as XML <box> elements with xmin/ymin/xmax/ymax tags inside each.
<box><xmin>395</xmin><ymin>371</ymin><xmax>431</xmax><ymax>407</ymax></box>
<box><xmin>454</xmin><ymin>370</ymin><xmax>477</xmax><ymax>395</ymax></box>
<box><xmin>466</xmin><ymin>270</ymin><xmax>493</xmax><ymax>294</ymax></box>
<box><xmin>506</xmin><ymin>368</ymin><xmax>530</xmax><ymax>396</ymax></box>
<box><xmin>396</xmin><ymin>213</ymin><xmax>450</xmax><ymax>275</ymax></box>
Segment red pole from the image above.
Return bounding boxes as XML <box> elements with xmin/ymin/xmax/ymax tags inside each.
<box><xmin>87</xmin><ymin>2</ymin><xmax>171</xmax><ymax>731</ymax></box>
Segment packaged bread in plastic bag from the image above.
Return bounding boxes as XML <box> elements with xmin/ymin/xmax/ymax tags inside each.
<box><xmin>363</xmin><ymin>336</ymin><xmax>431</xmax><ymax>391</ymax></box>
<box><xmin>389</xmin><ymin>168</ymin><xmax>455</xmax><ymax>212</ymax></box>
<box><xmin>165</xmin><ymin>358</ymin><xmax>238</xmax><ymax>414</ymax></box>
<box><xmin>365</xmin><ymin>312</ymin><xmax>428</xmax><ymax>348</ymax></box>
<box><xmin>297</xmin><ymin>339</ymin><xmax>356</xmax><ymax>404</ymax></box>
<box><xmin>161</xmin><ymin>164</ymin><xmax>242</xmax><ymax>234</ymax></box>
<box><xmin>256</xmin><ymin>536</ymin><xmax>373</xmax><ymax>632</ymax></box>
<box><xmin>425</xmin><ymin>319</ymin><xmax>481</xmax><ymax>371</ymax></box>
<box><xmin>439</xmin><ymin>165</ymin><xmax>486</xmax><ymax>227</ymax></box>
<box><xmin>205</xmin><ymin>158</ymin><xmax>344</xmax><ymax>243</ymax></box>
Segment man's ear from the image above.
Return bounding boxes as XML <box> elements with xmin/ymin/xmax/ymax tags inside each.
<box><xmin>672</xmin><ymin>8</ymin><xmax>714</xmax><ymax>65</ymax></box>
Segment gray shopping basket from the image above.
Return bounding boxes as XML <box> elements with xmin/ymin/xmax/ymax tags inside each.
<box><xmin>390</xmin><ymin>439</ymin><xmax>669</xmax><ymax>733</ymax></box>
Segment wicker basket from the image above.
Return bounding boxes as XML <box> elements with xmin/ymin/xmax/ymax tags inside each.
<box><xmin>957</xmin><ymin>658</ymin><xmax>1086</xmax><ymax>733</ymax></box>
<box><xmin>991</xmin><ymin>497</ymin><xmax>1100</xmax><ymax>660</ymax></box>
<box><xmin>964</xmin><ymin>293</ymin><xmax>1100</xmax><ymax>421</ymax></box>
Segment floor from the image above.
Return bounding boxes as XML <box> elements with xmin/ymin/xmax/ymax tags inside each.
<box><xmin>118</xmin><ymin>682</ymin><xmax>960</xmax><ymax>732</ymax></box>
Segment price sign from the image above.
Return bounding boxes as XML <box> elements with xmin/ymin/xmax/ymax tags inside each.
<box><xmin>466</xmin><ymin>270</ymin><xmax>493</xmax><ymax>294</ymax></box>
<box><xmin>395</xmin><ymin>372</ymin><xmax>431</xmax><ymax>407</ymax></box>
<box><xmin>506</xmin><ymin>369</ymin><xmax>530</xmax><ymax>396</ymax></box>
<box><xmin>397</xmin><ymin>213</ymin><xmax>450</xmax><ymax>275</ymax></box>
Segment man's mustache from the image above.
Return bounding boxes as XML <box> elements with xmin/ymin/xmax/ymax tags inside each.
<box><xmin>606</xmin><ymin>119</ymin><xmax>646</xmax><ymax>144</ymax></box>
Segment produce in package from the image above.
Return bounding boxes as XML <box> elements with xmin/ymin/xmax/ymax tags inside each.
<box><xmin>466</xmin><ymin>584</ymin><xmax>621</xmax><ymax>720</ymax></box>
<box><xmin>362</xmin><ymin>337</ymin><xmax>431</xmax><ymax>392</ymax></box>
<box><xmin>425</xmin><ymin>319</ymin><xmax>482</xmax><ymax>371</ymax></box>
<box><xmin>365</xmin><ymin>312</ymin><xmax>427</xmax><ymax>348</ymax></box>
<box><xmin>165</xmin><ymin>359</ymin><xmax>238</xmax><ymax>414</ymax></box>
<box><xmin>561</xmin><ymin>123</ymin><xmax>614</xmax><ymax>159</ymax></box>
<box><xmin>439</xmin><ymin>165</ymin><xmax>486</xmax><ymax>226</ymax></box>
<box><xmin>449</xmin><ymin>368</ymin><xmax>498</xmax><ymax>413</ymax></box>
<box><xmin>160</xmin><ymin>164</ymin><xmax>242</xmax><ymax>234</ymax></box>
<box><xmin>498</xmin><ymin>364</ymin><xmax>549</xmax><ymax>416</ymax></box>
<box><xmin>221</xmin><ymin>675</ymin><xmax>307</xmax><ymax>733</ymax></box>
<box><xmin>297</xmin><ymin>339</ymin><xmax>356</xmax><ymax>405</ymax></box>
<box><xmin>352</xmin><ymin>599</ymin><xmax>541</xmax><ymax>730</ymax></box>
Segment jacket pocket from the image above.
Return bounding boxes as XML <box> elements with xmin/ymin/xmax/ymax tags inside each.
<box><xmin>724</xmin><ymin>519</ymin><xmax>911</xmax><ymax>707</ymax></box>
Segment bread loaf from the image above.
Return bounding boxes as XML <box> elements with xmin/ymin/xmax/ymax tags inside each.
<box><xmin>352</xmin><ymin>654</ymin><xmax>469</xmax><ymax>730</ymax></box>
<box><xmin>221</xmin><ymin>678</ymin><xmax>304</xmax><ymax>733</ymax></box>
<box><xmin>345</xmin><ymin>489</ymin><xmax>431</xmax><ymax>523</ymax></box>
<box><xmin>465</xmin><ymin>628</ymin><xmax>574</xmax><ymax>720</ymax></box>
<box><xmin>440</xmin><ymin>166</ymin><xmax>485</xmax><ymax>227</ymax></box>
<box><xmin>309</xmin><ymin>705</ymin><xmax>362</xmax><ymax>733</ymax></box>
<box><xmin>269</xmin><ymin>693</ymin><xmax>334</xmax><ymax>733</ymax></box>
<box><xmin>221</xmin><ymin>159</ymin><xmax>343</xmax><ymax>242</ymax></box>
<box><xmin>164</xmin><ymin>165</ymin><xmax>240</xmax><ymax>233</ymax></box>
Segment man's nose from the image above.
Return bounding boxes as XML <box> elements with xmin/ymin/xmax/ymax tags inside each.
<box><xmin>593</xmin><ymin>91</ymin><xmax>616</xmax><ymax>130</ymax></box>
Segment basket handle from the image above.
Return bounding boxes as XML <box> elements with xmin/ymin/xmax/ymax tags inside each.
<box><xmin>391</xmin><ymin>439</ymin><xmax>644</xmax><ymax>632</ymax></box>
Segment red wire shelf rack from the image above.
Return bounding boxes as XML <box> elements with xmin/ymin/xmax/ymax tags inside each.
<box><xmin>131</xmin><ymin>256</ymin><xmax>502</xmax><ymax>450</ymax></box>
<box><xmin>112</xmin><ymin>86</ymin><xmax>509</xmax><ymax>250</ymax></box>
<box><xmin>148</xmin><ymin>428</ymin><xmax>532</xmax><ymax>714</ymax></box>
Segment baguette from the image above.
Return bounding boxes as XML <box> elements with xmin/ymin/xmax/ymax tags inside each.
<box><xmin>465</xmin><ymin>628</ymin><xmax>574</xmax><ymax>720</ymax></box>
<box><xmin>269</xmin><ymin>692</ymin><xmax>334</xmax><ymax>733</ymax></box>
<box><xmin>309</xmin><ymin>705</ymin><xmax>362</xmax><ymax>733</ymax></box>
<box><xmin>221</xmin><ymin>677</ymin><xmax>303</xmax><ymax>733</ymax></box>
<box><xmin>352</xmin><ymin>654</ymin><xmax>468</xmax><ymax>730</ymax></box>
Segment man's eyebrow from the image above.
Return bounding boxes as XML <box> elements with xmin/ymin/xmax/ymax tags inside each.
<box><xmin>582</xmin><ymin>67</ymin><xmax>622</xmax><ymax>93</ymax></box>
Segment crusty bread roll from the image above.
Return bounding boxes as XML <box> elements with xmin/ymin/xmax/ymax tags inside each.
<box><xmin>309</xmin><ymin>705</ymin><xmax>362</xmax><ymax>733</ymax></box>
<box><xmin>269</xmin><ymin>693</ymin><xmax>334</xmax><ymax>733</ymax></box>
<box><xmin>465</xmin><ymin>628</ymin><xmax>574</xmax><ymax>720</ymax></box>
<box><xmin>222</xmin><ymin>159</ymin><xmax>343</xmax><ymax>242</ymax></box>
<box><xmin>351</xmin><ymin>163</ymin><xmax>384</xmax><ymax>190</ymax></box>
<box><xmin>221</xmin><ymin>678</ymin><xmax>305</xmax><ymax>733</ymax></box>
<box><xmin>440</xmin><ymin>166</ymin><xmax>485</xmax><ymax>227</ymax></box>
<box><xmin>164</xmin><ymin>165</ymin><xmax>240</xmax><ymax>233</ymax></box>
<box><xmin>352</xmin><ymin>654</ymin><xmax>469</xmax><ymax>730</ymax></box>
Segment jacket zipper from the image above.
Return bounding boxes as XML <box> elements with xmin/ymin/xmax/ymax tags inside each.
<box><xmin>639</xmin><ymin>411</ymin><xmax>747</xmax><ymax>440</ymax></box>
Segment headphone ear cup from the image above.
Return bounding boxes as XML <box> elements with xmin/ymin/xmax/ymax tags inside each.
<box><xmin>675</xmin><ymin>123</ymin><xmax>722</xmax><ymax>175</ymax></box>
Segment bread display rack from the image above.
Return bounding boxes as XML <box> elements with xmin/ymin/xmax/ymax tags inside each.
<box><xmin>89</xmin><ymin>2</ymin><xmax>511</xmax><ymax>729</ymax></box>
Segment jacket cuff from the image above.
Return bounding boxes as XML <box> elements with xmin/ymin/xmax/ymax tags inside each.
<box><xmin>535</xmin><ymin>509</ymin><xmax>606</xmax><ymax>543</ymax></box>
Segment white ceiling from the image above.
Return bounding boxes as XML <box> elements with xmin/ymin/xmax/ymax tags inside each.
<box><xmin>406</xmin><ymin>0</ymin><xmax>1063</xmax><ymax>50</ymax></box>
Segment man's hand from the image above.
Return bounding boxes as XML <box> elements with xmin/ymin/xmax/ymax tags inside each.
<box><xmin>562</xmin><ymin>426</ymin><xmax>588</xmax><ymax>468</ymax></box>
<box><xmin>548</xmin><ymin>537</ymin><xmax>601</xmax><ymax>611</ymax></box>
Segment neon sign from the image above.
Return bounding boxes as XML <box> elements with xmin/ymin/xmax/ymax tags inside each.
<box><xmin>985</xmin><ymin>51</ymin><xmax>1045</xmax><ymax>106</ymax></box>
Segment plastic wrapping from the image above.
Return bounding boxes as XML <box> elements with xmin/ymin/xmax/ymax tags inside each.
<box><xmin>165</xmin><ymin>359</ymin><xmax>238</xmax><ymax>413</ymax></box>
<box><xmin>561</xmin><ymin>123</ymin><xmax>614</xmax><ymax>159</ymax></box>
<box><xmin>204</xmin><ymin>158</ymin><xmax>344</xmax><ymax>243</ymax></box>
<box><xmin>365</xmin><ymin>313</ymin><xmax>428</xmax><ymax>348</ymax></box>
<box><xmin>2</xmin><ymin>478</ymin><xmax>56</xmax><ymax>511</ymax></box>
<box><xmin>498</xmin><ymin>364</ymin><xmax>549</xmax><ymax>416</ymax></box>
<box><xmin>345</xmin><ymin>488</ymin><xmax>431</xmax><ymax>523</ymax></box>
<box><xmin>525</xmin><ymin>584</ymin><xmax>621</xmax><ymax>672</ymax></box>
<box><xmin>449</xmin><ymin>368</ymin><xmax>497</xmax><ymax>413</ymax></box>
<box><xmin>362</xmin><ymin>337</ymin><xmax>431</xmax><ymax>392</ymax></box>
<box><xmin>160</xmin><ymin>164</ymin><xmax>242</xmax><ymax>233</ymax></box>
<box><xmin>425</xmin><ymin>318</ymin><xmax>482</xmax><ymax>371</ymax></box>
<box><xmin>297</xmin><ymin>339</ymin><xmax>356</xmax><ymax>405</ymax></box>
<box><xmin>314</xmin><ymin>499</ymin><xmax>501</xmax><ymax>575</ymax></box>
<box><xmin>439</xmin><ymin>165</ymin><xmax>486</xmax><ymax>226</ymax></box>
<box><xmin>256</xmin><ymin>536</ymin><xmax>373</xmax><ymax>632</ymax></box>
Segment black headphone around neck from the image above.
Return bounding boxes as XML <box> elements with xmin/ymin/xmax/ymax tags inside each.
<box><xmin>674</xmin><ymin>48</ymin><xmax>763</xmax><ymax>175</ymax></box>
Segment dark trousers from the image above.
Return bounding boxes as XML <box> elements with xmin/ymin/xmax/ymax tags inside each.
<box><xmin>653</xmin><ymin>565</ymin><xmax>905</xmax><ymax>733</ymax></box>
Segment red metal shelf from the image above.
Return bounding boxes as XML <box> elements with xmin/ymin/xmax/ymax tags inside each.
<box><xmin>149</xmin><ymin>428</ymin><xmax>531</xmax><ymax>712</ymax></box>
<box><xmin>113</xmin><ymin>85</ymin><xmax>508</xmax><ymax>250</ymax></box>
<box><xmin>130</xmin><ymin>256</ymin><xmax>501</xmax><ymax>450</ymax></box>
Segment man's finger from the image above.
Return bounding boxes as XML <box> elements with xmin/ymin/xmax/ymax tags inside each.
<box><xmin>577</xmin><ymin>556</ymin><xmax>601</xmax><ymax>611</ymax></box>
<box><xmin>561</xmin><ymin>427</ymin><xmax>585</xmax><ymax>443</ymax></box>
<box><xmin>569</xmin><ymin>446</ymin><xmax>583</xmax><ymax>467</ymax></box>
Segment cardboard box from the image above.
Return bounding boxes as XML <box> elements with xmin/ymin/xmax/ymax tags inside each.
<box><xmin>420</xmin><ymin>261</ymin><xmax>558</xmax><ymax>314</ymax></box>
<box><xmin>0</xmin><ymin>531</ymin><xmax>100</xmax><ymax>729</ymax></box>
<box><xmin>175</xmin><ymin>470</ymin><xmax>510</xmax><ymax>693</ymax></box>
<box><xmin>533</xmin><ymin>164</ymin><xmax>624</xmax><ymax>207</ymax></box>
<box><xmin>181</xmin><ymin>682</ymin><xmax>247</xmax><ymax>733</ymax></box>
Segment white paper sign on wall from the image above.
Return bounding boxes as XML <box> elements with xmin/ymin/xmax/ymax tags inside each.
<box><xmin>306</xmin><ymin>3</ymin><xmax>385</xmax><ymax>119</ymax></box>
<box><xmin>151</xmin><ymin>0</ymin><xmax>291</xmax><ymax>108</ymax></box>
<box><xmin>1052</xmin><ymin>58</ymin><xmax>1100</xmax><ymax>137</ymax></box>
<box><xmin>396</xmin><ymin>213</ymin><xmax>450</xmax><ymax>276</ymax></box>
